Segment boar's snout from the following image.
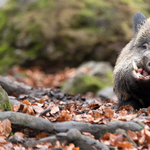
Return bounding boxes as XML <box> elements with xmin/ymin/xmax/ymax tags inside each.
<box><xmin>142</xmin><ymin>56</ymin><xmax>150</xmax><ymax>72</ymax></box>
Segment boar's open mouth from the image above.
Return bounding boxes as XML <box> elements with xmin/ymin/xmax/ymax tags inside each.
<box><xmin>132</xmin><ymin>60</ymin><xmax>150</xmax><ymax>80</ymax></box>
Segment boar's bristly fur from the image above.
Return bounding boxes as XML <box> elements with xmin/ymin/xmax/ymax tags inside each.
<box><xmin>113</xmin><ymin>12</ymin><xmax>150</xmax><ymax>109</ymax></box>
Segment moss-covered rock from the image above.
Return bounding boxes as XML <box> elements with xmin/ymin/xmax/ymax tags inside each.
<box><xmin>62</xmin><ymin>71</ymin><xmax>113</xmax><ymax>94</ymax></box>
<box><xmin>0</xmin><ymin>86</ymin><xmax>12</xmax><ymax>111</ymax></box>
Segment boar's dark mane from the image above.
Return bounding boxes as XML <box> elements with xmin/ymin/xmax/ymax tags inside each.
<box><xmin>113</xmin><ymin>12</ymin><xmax>150</xmax><ymax>109</ymax></box>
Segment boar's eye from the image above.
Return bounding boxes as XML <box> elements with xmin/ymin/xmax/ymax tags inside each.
<box><xmin>142</xmin><ymin>43</ymin><xmax>148</xmax><ymax>49</ymax></box>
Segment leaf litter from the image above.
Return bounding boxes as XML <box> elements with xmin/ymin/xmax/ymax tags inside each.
<box><xmin>2</xmin><ymin>66</ymin><xmax>150</xmax><ymax>149</ymax></box>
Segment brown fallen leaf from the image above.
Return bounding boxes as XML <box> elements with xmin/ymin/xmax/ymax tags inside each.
<box><xmin>144</xmin><ymin>128</ymin><xmax>150</xmax><ymax>144</ymax></box>
<box><xmin>104</xmin><ymin>107</ymin><xmax>114</xmax><ymax>118</ymax></box>
<box><xmin>27</xmin><ymin>106</ymin><xmax>35</xmax><ymax>116</ymax></box>
<box><xmin>67</xmin><ymin>143</ymin><xmax>75</xmax><ymax>150</ymax></box>
<box><xmin>127</xmin><ymin>130</ymin><xmax>138</xmax><ymax>141</ymax></box>
<box><xmin>50</xmin><ymin>105</ymin><xmax>60</xmax><ymax>114</ymax></box>
<box><xmin>2</xmin><ymin>119</ymin><xmax>12</xmax><ymax>137</ymax></box>
<box><xmin>23</xmin><ymin>100</ymin><xmax>30</xmax><ymax>105</ymax></box>
<box><xmin>117</xmin><ymin>141</ymin><xmax>133</xmax><ymax>149</ymax></box>
<box><xmin>56</xmin><ymin>110</ymin><xmax>71</xmax><ymax>122</ymax></box>
<box><xmin>0</xmin><ymin>146</ymin><xmax>5</xmax><ymax>150</ymax></box>
<box><xmin>82</xmin><ymin>132</ymin><xmax>94</xmax><ymax>139</ymax></box>
<box><xmin>14</xmin><ymin>132</ymin><xmax>24</xmax><ymax>139</ymax></box>
<box><xmin>36</xmin><ymin>132</ymin><xmax>47</xmax><ymax>140</ymax></box>
<box><xmin>118</xmin><ymin>105</ymin><xmax>134</xmax><ymax>111</ymax></box>
<box><xmin>32</xmin><ymin>105</ymin><xmax>44</xmax><ymax>114</ymax></box>
<box><xmin>0</xmin><ymin>136</ymin><xmax>7</xmax><ymax>144</ymax></box>
<box><xmin>0</xmin><ymin>122</ymin><xmax>3</xmax><ymax>134</ymax></box>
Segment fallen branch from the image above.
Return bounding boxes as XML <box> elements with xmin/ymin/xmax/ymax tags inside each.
<box><xmin>8</xmin><ymin>129</ymin><xmax>110</xmax><ymax>150</ymax></box>
<box><xmin>0</xmin><ymin>76</ymin><xmax>47</xmax><ymax>97</ymax></box>
<box><xmin>67</xmin><ymin>129</ymin><xmax>110</xmax><ymax>150</ymax></box>
<box><xmin>8</xmin><ymin>133</ymin><xmax>64</xmax><ymax>147</ymax></box>
<box><xmin>0</xmin><ymin>76</ymin><xmax>32</xmax><ymax>95</ymax></box>
<box><xmin>0</xmin><ymin>112</ymin><xmax>144</xmax><ymax>139</ymax></box>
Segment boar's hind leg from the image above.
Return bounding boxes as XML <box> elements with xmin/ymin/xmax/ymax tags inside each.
<box><xmin>118</xmin><ymin>98</ymin><xmax>143</xmax><ymax>109</ymax></box>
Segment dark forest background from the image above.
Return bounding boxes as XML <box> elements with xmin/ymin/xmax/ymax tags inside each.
<box><xmin>0</xmin><ymin>0</ymin><xmax>150</xmax><ymax>73</ymax></box>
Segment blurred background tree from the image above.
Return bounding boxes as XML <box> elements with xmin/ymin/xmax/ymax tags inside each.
<box><xmin>0</xmin><ymin>0</ymin><xmax>150</xmax><ymax>73</ymax></box>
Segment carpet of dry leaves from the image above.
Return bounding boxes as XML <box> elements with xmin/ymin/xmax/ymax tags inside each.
<box><xmin>1</xmin><ymin>66</ymin><xmax>150</xmax><ymax>149</ymax></box>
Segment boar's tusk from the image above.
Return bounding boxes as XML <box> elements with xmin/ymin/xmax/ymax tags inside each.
<box><xmin>132</xmin><ymin>60</ymin><xmax>138</xmax><ymax>72</ymax></box>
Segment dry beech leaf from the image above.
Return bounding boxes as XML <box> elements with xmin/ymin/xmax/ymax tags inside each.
<box><xmin>36</xmin><ymin>132</ymin><xmax>47</xmax><ymax>140</ymax></box>
<box><xmin>93</xmin><ymin>111</ymin><xmax>103</xmax><ymax>119</ymax></box>
<box><xmin>87</xmin><ymin>115</ymin><xmax>94</xmax><ymax>123</ymax></box>
<box><xmin>144</xmin><ymin>129</ymin><xmax>150</xmax><ymax>144</ymax></box>
<box><xmin>22</xmin><ymin>106</ymin><xmax>35</xmax><ymax>116</ymax></box>
<box><xmin>117</xmin><ymin>141</ymin><xmax>133</xmax><ymax>149</ymax></box>
<box><xmin>27</xmin><ymin>106</ymin><xmax>35</xmax><ymax>116</ymax></box>
<box><xmin>104</xmin><ymin>107</ymin><xmax>114</xmax><ymax>118</ymax></box>
<box><xmin>12</xmin><ymin>104</ymin><xmax>21</xmax><ymax>112</ymax></box>
<box><xmin>32</xmin><ymin>105</ymin><xmax>44</xmax><ymax>114</ymax></box>
<box><xmin>57</xmin><ymin>110</ymin><xmax>71</xmax><ymax>122</ymax></box>
<box><xmin>114</xmin><ymin>134</ymin><xmax>123</xmax><ymax>143</ymax></box>
<box><xmin>0</xmin><ymin>146</ymin><xmax>5</xmax><ymax>150</ymax></box>
<box><xmin>22</xmin><ymin>106</ymin><xmax>28</xmax><ymax>113</ymax></box>
<box><xmin>67</xmin><ymin>143</ymin><xmax>75</xmax><ymax>150</ymax></box>
<box><xmin>73</xmin><ymin>115</ymin><xmax>83</xmax><ymax>122</ymax></box>
<box><xmin>118</xmin><ymin>105</ymin><xmax>134</xmax><ymax>111</ymax></box>
<box><xmin>88</xmin><ymin>104</ymin><xmax>100</xmax><ymax>110</ymax></box>
<box><xmin>22</xmin><ymin>100</ymin><xmax>30</xmax><ymax>105</ymax></box>
<box><xmin>0</xmin><ymin>136</ymin><xmax>7</xmax><ymax>143</ymax></box>
<box><xmin>2</xmin><ymin>119</ymin><xmax>12</xmax><ymax>137</ymax></box>
<box><xmin>139</xmin><ymin>135</ymin><xmax>145</xmax><ymax>144</ymax></box>
<box><xmin>14</xmin><ymin>132</ymin><xmax>24</xmax><ymax>139</ymax></box>
<box><xmin>101</xmin><ymin>132</ymin><xmax>110</xmax><ymax>141</ymax></box>
<box><xmin>82</xmin><ymin>132</ymin><xmax>94</xmax><ymax>139</ymax></box>
<box><xmin>127</xmin><ymin>130</ymin><xmax>138</xmax><ymax>141</ymax></box>
<box><xmin>55</xmin><ymin>141</ymin><xmax>61</xmax><ymax>147</ymax></box>
<box><xmin>0</xmin><ymin>122</ymin><xmax>3</xmax><ymax>133</ymax></box>
<box><xmin>50</xmin><ymin>105</ymin><xmax>60</xmax><ymax>114</ymax></box>
<box><xmin>109</xmin><ymin>134</ymin><xmax>118</xmax><ymax>146</ymax></box>
<box><xmin>2</xmin><ymin>142</ymin><xmax>13</xmax><ymax>149</ymax></box>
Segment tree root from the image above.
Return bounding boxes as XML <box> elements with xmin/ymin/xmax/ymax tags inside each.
<box><xmin>0</xmin><ymin>111</ymin><xmax>144</xmax><ymax>139</ymax></box>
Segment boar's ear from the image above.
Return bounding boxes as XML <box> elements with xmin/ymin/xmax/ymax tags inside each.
<box><xmin>133</xmin><ymin>12</ymin><xmax>146</xmax><ymax>35</ymax></box>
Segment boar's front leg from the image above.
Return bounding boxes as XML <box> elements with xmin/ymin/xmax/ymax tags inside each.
<box><xmin>118</xmin><ymin>97</ymin><xmax>143</xmax><ymax>109</ymax></box>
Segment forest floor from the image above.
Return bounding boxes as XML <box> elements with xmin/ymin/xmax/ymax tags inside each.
<box><xmin>0</xmin><ymin>66</ymin><xmax>150</xmax><ymax>150</ymax></box>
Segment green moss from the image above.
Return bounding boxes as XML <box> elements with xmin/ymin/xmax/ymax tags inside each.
<box><xmin>9</xmin><ymin>132</ymin><xmax>13</xmax><ymax>137</ymax></box>
<box><xmin>0</xmin><ymin>86</ymin><xmax>11</xmax><ymax>111</ymax></box>
<box><xmin>63</xmin><ymin>74</ymin><xmax>112</xmax><ymax>94</ymax></box>
<box><xmin>4</xmin><ymin>101</ymin><xmax>12</xmax><ymax>111</ymax></box>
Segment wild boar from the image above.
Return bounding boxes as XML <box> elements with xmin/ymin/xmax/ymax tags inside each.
<box><xmin>113</xmin><ymin>12</ymin><xmax>150</xmax><ymax>109</ymax></box>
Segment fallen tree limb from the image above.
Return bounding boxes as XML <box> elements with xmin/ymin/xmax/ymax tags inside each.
<box><xmin>8</xmin><ymin>129</ymin><xmax>110</xmax><ymax>150</ymax></box>
<box><xmin>0</xmin><ymin>76</ymin><xmax>47</xmax><ymax>97</ymax></box>
<box><xmin>54</xmin><ymin>119</ymin><xmax>144</xmax><ymax>138</ymax></box>
<box><xmin>67</xmin><ymin>129</ymin><xmax>110</xmax><ymax>150</ymax></box>
<box><xmin>8</xmin><ymin>134</ymin><xmax>63</xmax><ymax>147</ymax></box>
<box><xmin>0</xmin><ymin>112</ymin><xmax>144</xmax><ymax>139</ymax></box>
<box><xmin>0</xmin><ymin>76</ymin><xmax>32</xmax><ymax>95</ymax></box>
<box><xmin>0</xmin><ymin>111</ymin><xmax>54</xmax><ymax>133</ymax></box>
